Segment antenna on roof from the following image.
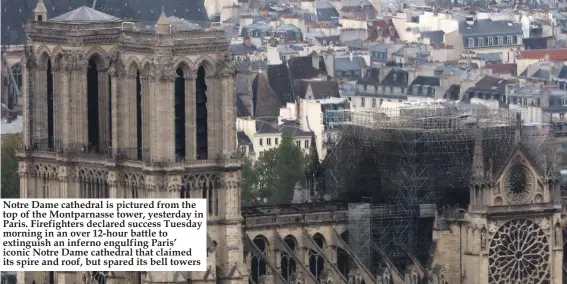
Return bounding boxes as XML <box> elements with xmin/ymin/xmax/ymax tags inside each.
<box><xmin>92</xmin><ymin>0</ymin><xmax>97</xmax><ymax>9</ymax></box>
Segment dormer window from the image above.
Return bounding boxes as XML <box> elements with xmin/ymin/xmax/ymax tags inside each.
<box><xmin>497</xmin><ymin>36</ymin><xmax>503</xmax><ymax>46</ymax></box>
<box><xmin>468</xmin><ymin>38</ymin><xmax>474</xmax><ymax>48</ymax></box>
<box><xmin>477</xmin><ymin>37</ymin><xmax>484</xmax><ymax>47</ymax></box>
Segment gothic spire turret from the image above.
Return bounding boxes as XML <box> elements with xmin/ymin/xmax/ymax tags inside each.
<box><xmin>34</xmin><ymin>0</ymin><xmax>47</xmax><ymax>22</ymax></box>
<box><xmin>514</xmin><ymin>112</ymin><xmax>522</xmax><ymax>145</ymax></box>
<box><xmin>155</xmin><ymin>6</ymin><xmax>171</xmax><ymax>34</ymax></box>
<box><xmin>472</xmin><ymin>126</ymin><xmax>485</xmax><ymax>183</ymax></box>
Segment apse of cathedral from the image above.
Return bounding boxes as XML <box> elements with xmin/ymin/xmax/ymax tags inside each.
<box><xmin>10</xmin><ymin>1</ymin><xmax>567</xmax><ymax>284</ymax></box>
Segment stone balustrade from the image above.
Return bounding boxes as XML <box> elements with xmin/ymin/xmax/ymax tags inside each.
<box><xmin>244</xmin><ymin>210</ymin><xmax>349</xmax><ymax>228</ymax></box>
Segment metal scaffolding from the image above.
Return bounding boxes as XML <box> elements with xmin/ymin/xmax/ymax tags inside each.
<box><xmin>324</xmin><ymin>101</ymin><xmax>555</xmax><ymax>271</ymax></box>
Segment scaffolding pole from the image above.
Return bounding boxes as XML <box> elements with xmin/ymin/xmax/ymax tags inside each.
<box><xmin>325</xmin><ymin>101</ymin><xmax>556</xmax><ymax>273</ymax></box>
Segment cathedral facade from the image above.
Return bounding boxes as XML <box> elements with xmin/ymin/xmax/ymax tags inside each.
<box><xmin>14</xmin><ymin>1</ymin><xmax>566</xmax><ymax>284</ymax></box>
<box><xmin>18</xmin><ymin>1</ymin><xmax>245</xmax><ymax>284</ymax></box>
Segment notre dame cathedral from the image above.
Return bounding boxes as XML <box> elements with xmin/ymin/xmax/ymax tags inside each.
<box><xmin>13</xmin><ymin>0</ymin><xmax>566</xmax><ymax>284</ymax></box>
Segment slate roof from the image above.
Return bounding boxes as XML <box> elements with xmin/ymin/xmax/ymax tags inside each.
<box><xmin>252</xmin><ymin>73</ymin><xmax>282</xmax><ymax>117</ymax></box>
<box><xmin>168</xmin><ymin>16</ymin><xmax>202</xmax><ymax>32</ymax></box>
<box><xmin>410</xmin><ymin>76</ymin><xmax>440</xmax><ymax>86</ymax></box>
<box><xmin>237</xmin><ymin>131</ymin><xmax>253</xmax><ymax>145</ymax></box>
<box><xmin>256</xmin><ymin>120</ymin><xmax>280</xmax><ymax>134</ymax></box>
<box><xmin>471</xmin><ymin>76</ymin><xmax>509</xmax><ymax>93</ymax></box>
<box><xmin>459</xmin><ymin>19</ymin><xmax>522</xmax><ymax>36</ymax></box>
<box><xmin>357</xmin><ymin>67</ymin><xmax>409</xmax><ymax>87</ymax></box>
<box><xmin>50</xmin><ymin>6</ymin><xmax>121</xmax><ymax>22</ymax></box>
<box><xmin>304</xmin><ymin>80</ymin><xmax>341</xmax><ymax>99</ymax></box>
<box><xmin>334</xmin><ymin>57</ymin><xmax>367</xmax><ymax>72</ymax></box>
<box><xmin>266</xmin><ymin>55</ymin><xmax>329</xmax><ymax>103</ymax></box>
<box><xmin>279</xmin><ymin>121</ymin><xmax>313</xmax><ymax>137</ymax></box>
<box><xmin>357</xmin><ymin>68</ymin><xmax>381</xmax><ymax>85</ymax></box>
<box><xmin>2</xmin><ymin>0</ymin><xmax>208</xmax><ymax>44</ymax></box>
<box><xmin>557</xmin><ymin>66</ymin><xmax>567</xmax><ymax>80</ymax></box>
<box><xmin>421</xmin><ymin>30</ymin><xmax>445</xmax><ymax>45</ymax></box>
<box><xmin>236</xmin><ymin>95</ymin><xmax>252</xmax><ymax>117</ymax></box>
<box><xmin>230</xmin><ymin>44</ymin><xmax>259</xmax><ymax>55</ymax></box>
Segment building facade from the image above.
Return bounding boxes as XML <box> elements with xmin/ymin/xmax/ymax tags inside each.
<box><xmin>15</xmin><ymin>1</ymin><xmax>566</xmax><ymax>284</ymax></box>
<box><xmin>18</xmin><ymin>1</ymin><xmax>244</xmax><ymax>284</ymax></box>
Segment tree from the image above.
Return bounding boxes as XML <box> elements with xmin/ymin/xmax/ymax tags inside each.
<box><xmin>241</xmin><ymin>133</ymin><xmax>307</xmax><ymax>206</ymax></box>
<box><xmin>1</xmin><ymin>133</ymin><xmax>21</xmax><ymax>198</ymax></box>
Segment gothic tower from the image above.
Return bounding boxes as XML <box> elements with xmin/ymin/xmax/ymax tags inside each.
<box><xmin>17</xmin><ymin>1</ymin><xmax>246</xmax><ymax>284</ymax></box>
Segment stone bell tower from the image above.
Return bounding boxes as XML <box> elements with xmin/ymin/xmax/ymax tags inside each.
<box><xmin>18</xmin><ymin>1</ymin><xmax>248</xmax><ymax>284</ymax></box>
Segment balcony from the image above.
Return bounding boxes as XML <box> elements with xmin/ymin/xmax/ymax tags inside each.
<box><xmin>244</xmin><ymin>210</ymin><xmax>348</xmax><ymax>228</ymax></box>
<box><xmin>18</xmin><ymin>139</ymin><xmax>243</xmax><ymax>169</ymax></box>
<box><xmin>487</xmin><ymin>202</ymin><xmax>561</xmax><ymax>215</ymax></box>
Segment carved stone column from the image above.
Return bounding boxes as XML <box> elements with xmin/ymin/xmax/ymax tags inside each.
<box><xmin>185</xmin><ymin>73</ymin><xmax>196</xmax><ymax>160</ymax></box>
<box><xmin>126</xmin><ymin>73</ymin><xmax>138</xmax><ymax>150</ymax></box>
<box><xmin>33</xmin><ymin>60</ymin><xmax>48</xmax><ymax>144</ymax></box>
<box><xmin>109</xmin><ymin>65</ymin><xmax>121</xmax><ymax>151</ymax></box>
<box><xmin>156</xmin><ymin>74</ymin><xmax>175</xmax><ymax>162</ymax></box>
<box><xmin>72</xmin><ymin>55</ymin><xmax>89</xmax><ymax>145</ymax></box>
<box><xmin>98</xmin><ymin>70</ymin><xmax>110</xmax><ymax>151</ymax></box>
<box><xmin>59</xmin><ymin>52</ymin><xmax>72</xmax><ymax>145</ymax></box>
<box><xmin>206</xmin><ymin>75</ymin><xmax>219</xmax><ymax>159</ymax></box>
<box><xmin>18</xmin><ymin>162</ymin><xmax>31</xmax><ymax>198</ymax></box>
<box><xmin>22</xmin><ymin>49</ymin><xmax>34</xmax><ymax>146</ymax></box>
<box><xmin>141</xmin><ymin>70</ymin><xmax>156</xmax><ymax>161</ymax></box>
<box><xmin>107</xmin><ymin>171</ymin><xmax>119</xmax><ymax>198</ymax></box>
<box><xmin>167</xmin><ymin>175</ymin><xmax>183</xmax><ymax>198</ymax></box>
<box><xmin>218</xmin><ymin>62</ymin><xmax>237</xmax><ymax>156</ymax></box>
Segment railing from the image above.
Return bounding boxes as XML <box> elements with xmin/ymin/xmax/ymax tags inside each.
<box><xmin>19</xmin><ymin>139</ymin><xmax>243</xmax><ymax>166</ymax></box>
<box><xmin>244</xmin><ymin>210</ymin><xmax>348</xmax><ymax>227</ymax></box>
<box><xmin>487</xmin><ymin>202</ymin><xmax>561</xmax><ymax>214</ymax></box>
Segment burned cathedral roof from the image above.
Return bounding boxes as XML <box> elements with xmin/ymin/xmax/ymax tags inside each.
<box><xmin>1</xmin><ymin>0</ymin><xmax>208</xmax><ymax>45</ymax></box>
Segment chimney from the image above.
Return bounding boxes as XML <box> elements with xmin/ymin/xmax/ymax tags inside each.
<box><xmin>243</xmin><ymin>37</ymin><xmax>253</xmax><ymax>47</ymax></box>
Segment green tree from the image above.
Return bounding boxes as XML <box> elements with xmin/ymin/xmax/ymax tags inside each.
<box><xmin>242</xmin><ymin>156</ymin><xmax>262</xmax><ymax>206</ymax></box>
<box><xmin>241</xmin><ymin>133</ymin><xmax>307</xmax><ymax>206</ymax></box>
<box><xmin>1</xmin><ymin>133</ymin><xmax>21</xmax><ymax>198</ymax></box>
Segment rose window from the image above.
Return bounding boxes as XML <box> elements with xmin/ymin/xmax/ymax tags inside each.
<box><xmin>489</xmin><ymin>219</ymin><xmax>550</xmax><ymax>284</ymax></box>
<box><xmin>504</xmin><ymin>164</ymin><xmax>532</xmax><ymax>203</ymax></box>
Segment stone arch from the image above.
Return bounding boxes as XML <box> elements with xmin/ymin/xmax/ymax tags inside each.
<box><xmin>127</xmin><ymin>60</ymin><xmax>140</xmax><ymax>76</ymax></box>
<box><xmin>194</xmin><ymin>55</ymin><xmax>216</xmax><ymax>76</ymax></box>
<box><xmin>77</xmin><ymin>167</ymin><xmax>109</xmax><ymax>198</ymax></box>
<box><xmin>35</xmin><ymin>45</ymin><xmax>51</xmax><ymax>62</ymax></box>
<box><xmin>124</xmin><ymin>56</ymin><xmax>140</xmax><ymax>73</ymax></box>
<box><xmin>310</xmin><ymin>233</ymin><xmax>326</xmax><ymax>279</ymax></box>
<box><xmin>251</xmin><ymin>234</ymin><xmax>269</xmax><ymax>283</ymax></box>
<box><xmin>52</xmin><ymin>52</ymin><xmax>65</xmax><ymax>71</ymax></box>
<box><xmin>50</xmin><ymin>46</ymin><xmax>64</xmax><ymax>59</ymax></box>
<box><xmin>84</xmin><ymin>47</ymin><xmax>108</xmax><ymax>69</ymax></box>
<box><xmin>281</xmin><ymin>234</ymin><xmax>298</xmax><ymax>281</ymax></box>
<box><xmin>312</xmin><ymin>232</ymin><xmax>326</xmax><ymax>248</ymax></box>
<box><xmin>141</xmin><ymin>61</ymin><xmax>152</xmax><ymax>77</ymax></box>
<box><xmin>10</xmin><ymin>63</ymin><xmax>22</xmax><ymax>90</ymax></box>
<box><xmin>336</xmin><ymin>230</ymin><xmax>350</xmax><ymax>278</ymax></box>
<box><xmin>173</xmin><ymin>58</ymin><xmax>195</xmax><ymax>76</ymax></box>
<box><xmin>37</xmin><ymin>50</ymin><xmax>51</xmax><ymax>68</ymax></box>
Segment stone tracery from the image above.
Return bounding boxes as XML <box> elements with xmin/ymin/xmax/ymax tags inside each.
<box><xmin>488</xmin><ymin>219</ymin><xmax>550</xmax><ymax>284</ymax></box>
<box><xmin>503</xmin><ymin>164</ymin><xmax>533</xmax><ymax>204</ymax></box>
